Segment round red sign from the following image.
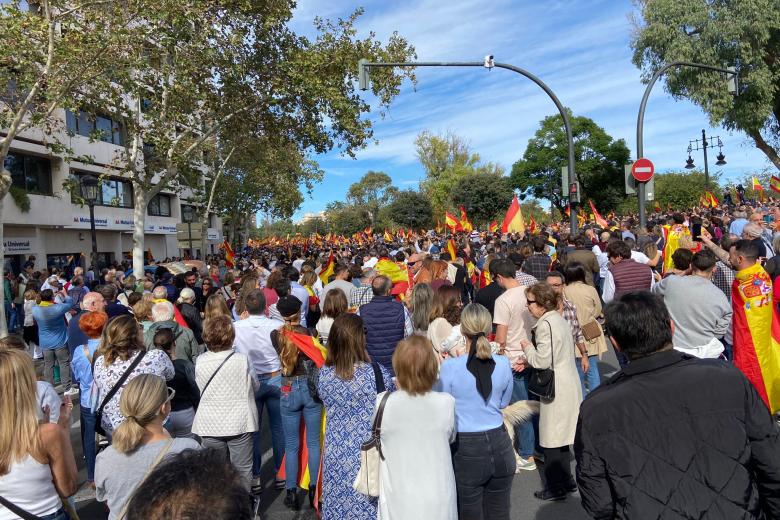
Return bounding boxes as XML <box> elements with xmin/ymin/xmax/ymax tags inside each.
<box><xmin>631</xmin><ymin>158</ymin><xmax>654</xmax><ymax>182</ymax></box>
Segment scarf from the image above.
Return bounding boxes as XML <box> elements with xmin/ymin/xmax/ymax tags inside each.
<box><xmin>466</xmin><ymin>332</ymin><xmax>495</xmax><ymax>404</ymax></box>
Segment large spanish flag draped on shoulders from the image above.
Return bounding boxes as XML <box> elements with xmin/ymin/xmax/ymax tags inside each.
<box><xmin>732</xmin><ymin>262</ymin><xmax>780</xmax><ymax>413</ymax></box>
<box><xmin>661</xmin><ymin>224</ymin><xmax>691</xmax><ymax>274</ymax></box>
<box><xmin>318</xmin><ymin>252</ymin><xmax>335</xmax><ymax>285</ymax></box>
<box><xmin>375</xmin><ymin>257</ymin><xmax>411</xmax><ymax>297</ymax></box>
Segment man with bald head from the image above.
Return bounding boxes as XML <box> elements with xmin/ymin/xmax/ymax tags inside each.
<box><xmin>67</xmin><ymin>291</ymin><xmax>106</xmax><ymax>355</ymax></box>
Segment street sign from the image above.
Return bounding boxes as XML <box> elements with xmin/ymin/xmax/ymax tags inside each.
<box><xmin>625</xmin><ymin>164</ymin><xmax>654</xmax><ymax>200</ymax></box>
<box><xmin>631</xmin><ymin>158</ymin><xmax>654</xmax><ymax>182</ymax></box>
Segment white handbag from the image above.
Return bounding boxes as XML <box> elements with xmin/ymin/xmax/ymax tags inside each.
<box><xmin>353</xmin><ymin>391</ymin><xmax>391</xmax><ymax>497</ymax></box>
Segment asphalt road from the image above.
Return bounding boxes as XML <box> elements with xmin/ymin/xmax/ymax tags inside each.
<box><xmin>69</xmin><ymin>346</ymin><xmax>620</xmax><ymax>520</ymax></box>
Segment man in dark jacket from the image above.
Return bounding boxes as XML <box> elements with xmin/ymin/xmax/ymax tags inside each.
<box><xmin>358</xmin><ymin>275</ymin><xmax>412</xmax><ymax>375</ymax></box>
<box><xmin>575</xmin><ymin>291</ymin><xmax>780</xmax><ymax>519</ymax></box>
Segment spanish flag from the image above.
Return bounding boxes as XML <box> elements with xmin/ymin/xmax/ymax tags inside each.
<box><xmin>383</xmin><ymin>230</ymin><xmax>393</xmax><ymax>242</ymax></box>
<box><xmin>528</xmin><ymin>216</ymin><xmax>538</xmax><ymax>235</ymax></box>
<box><xmin>753</xmin><ymin>176</ymin><xmax>764</xmax><ymax>192</ymax></box>
<box><xmin>459</xmin><ymin>206</ymin><xmax>473</xmax><ymax>232</ymax></box>
<box><xmin>732</xmin><ymin>263</ymin><xmax>780</xmax><ymax>413</ymax></box>
<box><xmin>489</xmin><ymin>220</ymin><xmax>498</xmax><ymax>233</ymax></box>
<box><xmin>447</xmin><ymin>238</ymin><xmax>458</xmax><ymax>261</ymax></box>
<box><xmin>220</xmin><ymin>239</ymin><xmax>235</xmax><ymax>268</ymax></box>
<box><xmin>276</xmin><ymin>330</ymin><xmax>327</xmax><ymax>504</ymax></box>
<box><xmin>445</xmin><ymin>211</ymin><xmax>462</xmax><ymax>232</ymax></box>
<box><xmin>588</xmin><ymin>200</ymin><xmax>608</xmax><ymax>228</ymax></box>
<box><xmin>375</xmin><ymin>257</ymin><xmax>410</xmax><ymax>298</ymax></box>
<box><xmin>771</xmin><ymin>176</ymin><xmax>780</xmax><ymax>194</ymax></box>
<box><xmin>479</xmin><ymin>265</ymin><xmax>492</xmax><ymax>289</ymax></box>
<box><xmin>318</xmin><ymin>252</ymin><xmax>335</xmax><ymax>284</ymax></box>
<box><xmin>653</xmin><ymin>200</ymin><xmax>661</xmax><ymax>213</ymax></box>
<box><xmin>564</xmin><ymin>205</ymin><xmax>571</xmax><ymax>219</ymax></box>
<box><xmin>436</xmin><ymin>219</ymin><xmax>444</xmax><ymax>234</ymax></box>
<box><xmin>705</xmin><ymin>190</ymin><xmax>719</xmax><ymax>208</ymax></box>
<box><xmin>501</xmin><ymin>195</ymin><xmax>526</xmax><ymax>234</ymax></box>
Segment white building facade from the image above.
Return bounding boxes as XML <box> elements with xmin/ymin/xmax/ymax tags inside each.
<box><xmin>2</xmin><ymin>108</ymin><xmax>223</xmax><ymax>274</ymax></box>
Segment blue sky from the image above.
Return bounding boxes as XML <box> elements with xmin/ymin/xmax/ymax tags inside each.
<box><xmin>284</xmin><ymin>0</ymin><xmax>771</xmax><ymax>221</ymax></box>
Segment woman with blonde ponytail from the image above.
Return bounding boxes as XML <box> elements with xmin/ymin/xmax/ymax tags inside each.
<box><xmin>439</xmin><ymin>303</ymin><xmax>516</xmax><ymax>520</ymax></box>
<box><xmin>95</xmin><ymin>374</ymin><xmax>199</xmax><ymax>519</ymax></box>
<box><xmin>272</xmin><ymin>295</ymin><xmax>323</xmax><ymax>511</ymax></box>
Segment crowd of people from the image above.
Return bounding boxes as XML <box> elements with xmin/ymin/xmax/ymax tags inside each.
<box><xmin>2</xmin><ymin>200</ymin><xmax>780</xmax><ymax>519</ymax></box>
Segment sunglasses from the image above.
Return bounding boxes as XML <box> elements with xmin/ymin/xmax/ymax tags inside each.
<box><xmin>165</xmin><ymin>386</ymin><xmax>176</xmax><ymax>404</ymax></box>
<box><xmin>526</xmin><ymin>299</ymin><xmax>537</xmax><ymax>307</ymax></box>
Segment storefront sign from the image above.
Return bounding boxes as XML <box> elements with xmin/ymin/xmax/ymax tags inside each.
<box><xmin>3</xmin><ymin>237</ymin><xmax>37</xmax><ymax>254</ymax></box>
<box><xmin>69</xmin><ymin>214</ymin><xmax>177</xmax><ymax>235</ymax></box>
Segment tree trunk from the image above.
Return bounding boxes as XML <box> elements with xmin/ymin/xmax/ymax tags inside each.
<box><xmin>0</xmin><ymin>186</ymin><xmax>7</xmax><ymax>339</ymax></box>
<box><xmin>132</xmin><ymin>186</ymin><xmax>148</xmax><ymax>279</ymax></box>
<box><xmin>749</xmin><ymin>129</ymin><xmax>780</xmax><ymax>171</ymax></box>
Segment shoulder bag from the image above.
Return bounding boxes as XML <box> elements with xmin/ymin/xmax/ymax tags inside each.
<box><xmin>200</xmin><ymin>351</ymin><xmax>236</xmax><ymax>397</ymax></box>
<box><xmin>353</xmin><ymin>391</ymin><xmax>391</xmax><ymax>497</ymax></box>
<box><xmin>581</xmin><ymin>320</ymin><xmax>603</xmax><ymax>341</ymax></box>
<box><xmin>0</xmin><ymin>495</ymin><xmax>43</xmax><ymax>520</ymax></box>
<box><xmin>114</xmin><ymin>438</ymin><xmax>174</xmax><ymax>520</ymax></box>
<box><xmin>527</xmin><ymin>321</ymin><xmax>555</xmax><ymax>400</ymax></box>
<box><xmin>94</xmin><ymin>350</ymin><xmax>147</xmax><ymax>436</ymax></box>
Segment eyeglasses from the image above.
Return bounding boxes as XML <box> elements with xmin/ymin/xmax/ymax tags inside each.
<box><xmin>526</xmin><ymin>299</ymin><xmax>537</xmax><ymax>307</ymax></box>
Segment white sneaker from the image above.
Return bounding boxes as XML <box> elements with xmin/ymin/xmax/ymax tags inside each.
<box><xmin>516</xmin><ymin>456</ymin><xmax>537</xmax><ymax>472</ymax></box>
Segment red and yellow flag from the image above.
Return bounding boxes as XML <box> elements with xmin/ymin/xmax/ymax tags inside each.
<box><xmin>318</xmin><ymin>252</ymin><xmax>335</xmax><ymax>285</ymax></box>
<box><xmin>220</xmin><ymin>239</ymin><xmax>235</xmax><ymax>268</ymax></box>
<box><xmin>564</xmin><ymin>205</ymin><xmax>571</xmax><ymax>219</ymax></box>
<box><xmin>501</xmin><ymin>195</ymin><xmax>526</xmax><ymax>234</ymax></box>
<box><xmin>732</xmin><ymin>263</ymin><xmax>780</xmax><ymax>413</ymax></box>
<box><xmin>447</xmin><ymin>238</ymin><xmax>457</xmax><ymax>261</ymax></box>
<box><xmin>445</xmin><ymin>211</ymin><xmax>462</xmax><ymax>232</ymax></box>
<box><xmin>459</xmin><ymin>205</ymin><xmax>474</xmax><ymax>233</ymax></box>
<box><xmin>528</xmin><ymin>216</ymin><xmax>538</xmax><ymax>235</ymax></box>
<box><xmin>489</xmin><ymin>220</ymin><xmax>498</xmax><ymax>233</ymax></box>
<box><xmin>435</xmin><ymin>219</ymin><xmax>444</xmax><ymax>234</ymax></box>
<box><xmin>771</xmin><ymin>176</ymin><xmax>780</xmax><ymax>194</ymax></box>
<box><xmin>705</xmin><ymin>190</ymin><xmax>719</xmax><ymax>208</ymax></box>
<box><xmin>753</xmin><ymin>176</ymin><xmax>764</xmax><ymax>192</ymax></box>
<box><xmin>375</xmin><ymin>257</ymin><xmax>409</xmax><ymax>284</ymax></box>
<box><xmin>588</xmin><ymin>200</ymin><xmax>608</xmax><ymax>228</ymax></box>
<box><xmin>653</xmin><ymin>200</ymin><xmax>661</xmax><ymax>213</ymax></box>
<box><xmin>383</xmin><ymin>230</ymin><xmax>393</xmax><ymax>242</ymax></box>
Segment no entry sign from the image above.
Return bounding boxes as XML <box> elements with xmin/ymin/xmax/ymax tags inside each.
<box><xmin>631</xmin><ymin>158</ymin><xmax>654</xmax><ymax>182</ymax></box>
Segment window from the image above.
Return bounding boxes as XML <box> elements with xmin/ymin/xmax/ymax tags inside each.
<box><xmin>70</xmin><ymin>173</ymin><xmax>133</xmax><ymax>208</ymax></box>
<box><xmin>148</xmin><ymin>194</ymin><xmax>171</xmax><ymax>217</ymax></box>
<box><xmin>65</xmin><ymin>109</ymin><xmax>124</xmax><ymax>145</ymax></box>
<box><xmin>4</xmin><ymin>152</ymin><xmax>52</xmax><ymax>195</ymax></box>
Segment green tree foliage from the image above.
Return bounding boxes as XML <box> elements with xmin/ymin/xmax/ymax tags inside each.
<box><xmin>346</xmin><ymin>171</ymin><xmax>398</xmax><ymax>224</ymax></box>
<box><xmin>450</xmin><ymin>173</ymin><xmax>513</xmax><ymax>227</ymax></box>
<box><xmin>653</xmin><ymin>171</ymin><xmax>722</xmax><ymax>209</ymax></box>
<box><xmin>510</xmin><ymin>113</ymin><xmax>631</xmax><ymax>213</ymax></box>
<box><xmin>326</xmin><ymin>201</ymin><xmax>371</xmax><ymax>236</ymax></box>
<box><xmin>631</xmin><ymin>0</ymin><xmax>780</xmax><ymax>169</ymax></box>
<box><xmin>416</xmin><ymin>130</ymin><xmax>504</xmax><ymax>217</ymax></box>
<box><xmin>385</xmin><ymin>190</ymin><xmax>433</xmax><ymax>229</ymax></box>
<box><xmin>520</xmin><ymin>200</ymin><xmax>550</xmax><ymax>224</ymax></box>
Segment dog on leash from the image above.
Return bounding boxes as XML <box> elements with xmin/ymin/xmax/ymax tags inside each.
<box><xmin>502</xmin><ymin>400</ymin><xmax>539</xmax><ymax>446</ymax></box>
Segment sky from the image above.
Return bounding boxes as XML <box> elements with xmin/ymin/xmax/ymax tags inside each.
<box><xmin>283</xmin><ymin>0</ymin><xmax>770</xmax><ymax>222</ymax></box>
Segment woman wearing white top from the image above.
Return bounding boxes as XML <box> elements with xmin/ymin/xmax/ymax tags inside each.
<box><xmin>192</xmin><ymin>315</ymin><xmax>258</xmax><ymax>491</ymax></box>
<box><xmin>316</xmin><ymin>288</ymin><xmax>347</xmax><ymax>345</ymax></box>
<box><xmin>0</xmin><ymin>349</ymin><xmax>77</xmax><ymax>520</ymax></box>
<box><xmin>427</xmin><ymin>286</ymin><xmax>465</xmax><ymax>361</ymax></box>
<box><xmin>377</xmin><ymin>335</ymin><xmax>457</xmax><ymax>520</ymax></box>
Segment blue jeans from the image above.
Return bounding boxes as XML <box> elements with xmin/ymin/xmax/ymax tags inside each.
<box><xmin>40</xmin><ymin>508</ymin><xmax>70</xmax><ymax>520</ymax></box>
<box><xmin>80</xmin><ymin>406</ymin><xmax>97</xmax><ymax>481</ymax></box>
<box><xmin>511</xmin><ymin>371</ymin><xmax>536</xmax><ymax>458</ymax></box>
<box><xmin>576</xmin><ymin>355</ymin><xmax>601</xmax><ymax>395</ymax></box>
<box><xmin>280</xmin><ymin>377</ymin><xmax>323</xmax><ymax>490</ymax></box>
<box><xmin>5</xmin><ymin>301</ymin><xmax>17</xmax><ymax>332</ymax></box>
<box><xmin>253</xmin><ymin>374</ymin><xmax>284</xmax><ymax>478</ymax></box>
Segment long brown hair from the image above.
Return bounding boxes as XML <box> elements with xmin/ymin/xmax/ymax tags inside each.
<box><xmin>233</xmin><ymin>272</ymin><xmax>259</xmax><ymax>315</ymax></box>
<box><xmin>325</xmin><ymin>314</ymin><xmax>369</xmax><ymax>379</ymax></box>
<box><xmin>102</xmin><ymin>314</ymin><xmax>145</xmax><ymax>366</ymax></box>
<box><xmin>278</xmin><ymin>310</ymin><xmax>304</xmax><ymax>375</ymax></box>
<box><xmin>204</xmin><ymin>293</ymin><xmax>231</xmax><ymax>321</ymax></box>
<box><xmin>429</xmin><ymin>285</ymin><xmax>462</xmax><ymax>325</ymax></box>
<box><xmin>322</xmin><ymin>288</ymin><xmax>348</xmax><ymax>319</ymax></box>
<box><xmin>0</xmin><ymin>350</ymin><xmax>42</xmax><ymax>475</ymax></box>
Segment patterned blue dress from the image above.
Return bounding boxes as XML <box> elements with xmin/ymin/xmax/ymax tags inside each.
<box><xmin>318</xmin><ymin>362</ymin><xmax>394</xmax><ymax>520</ymax></box>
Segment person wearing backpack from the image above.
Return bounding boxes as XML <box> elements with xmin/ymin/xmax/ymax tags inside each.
<box><xmin>70</xmin><ymin>311</ymin><xmax>108</xmax><ymax>488</ymax></box>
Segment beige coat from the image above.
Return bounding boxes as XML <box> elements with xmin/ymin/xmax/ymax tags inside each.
<box><xmin>564</xmin><ymin>282</ymin><xmax>608</xmax><ymax>358</ymax></box>
<box><xmin>525</xmin><ymin>311</ymin><xmax>582</xmax><ymax>448</ymax></box>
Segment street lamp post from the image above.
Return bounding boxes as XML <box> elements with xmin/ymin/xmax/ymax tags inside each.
<box><xmin>358</xmin><ymin>58</ymin><xmax>580</xmax><ymax>235</ymax></box>
<box><xmin>636</xmin><ymin>61</ymin><xmax>737</xmax><ymax>226</ymax></box>
<box><xmin>181</xmin><ymin>205</ymin><xmax>194</xmax><ymax>259</ymax></box>
<box><xmin>80</xmin><ymin>175</ymin><xmax>100</xmax><ymax>272</ymax></box>
<box><xmin>685</xmin><ymin>129</ymin><xmax>726</xmax><ymax>188</ymax></box>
